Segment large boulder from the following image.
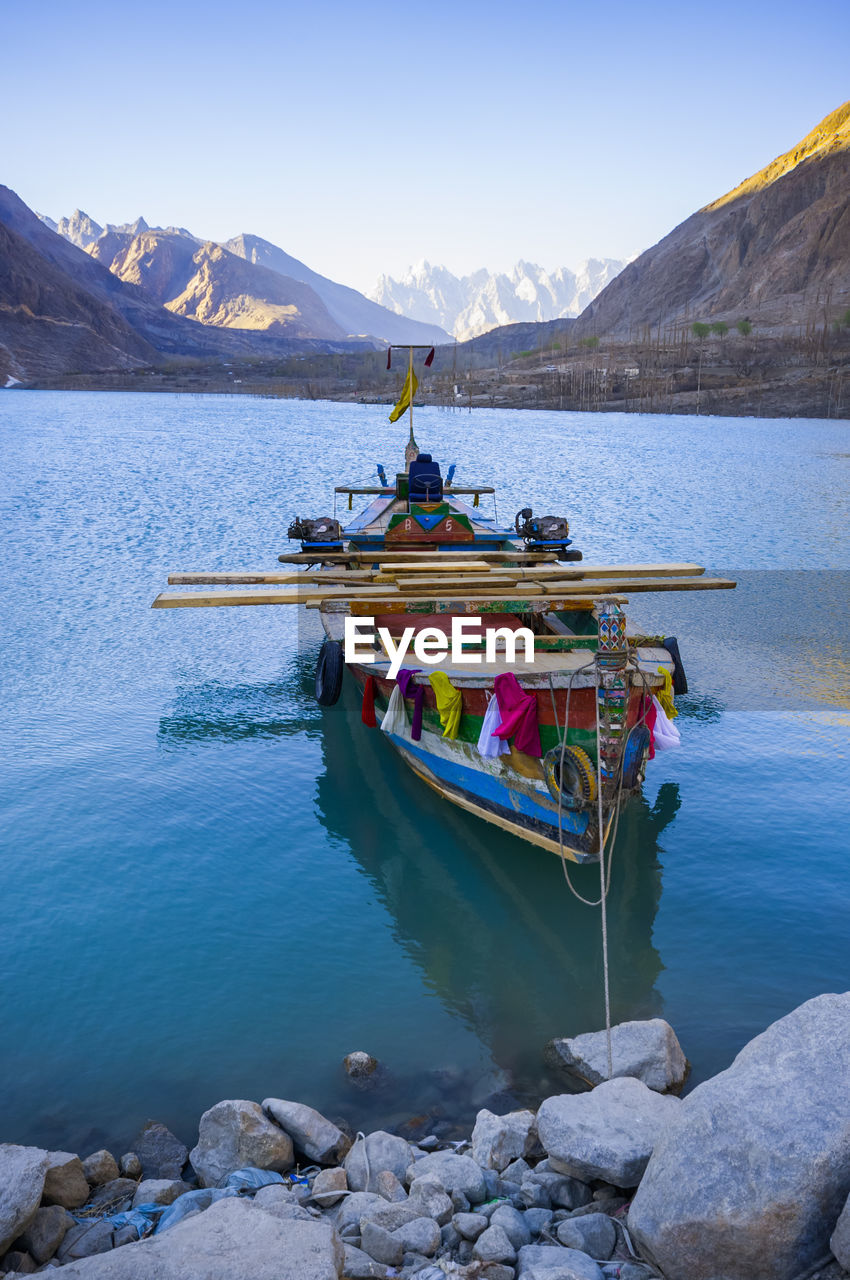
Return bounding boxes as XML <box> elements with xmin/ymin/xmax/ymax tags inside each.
<box><xmin>537</xmin><ymin>1078</ymin><xmax>681</xmax><ymax>1186</ymax></box>
<box><xmin>544</xmin><ymin>1019</ymin><xmax>689</xmax><ymax>1094</ymax></box>
<box><xmin>831</xmin><ymin>1192</ymin><xmax>850</xmax><ymax>1270</ymax></box>
<box><xmin>42</xmin><ymin>1152</ymin><xmax>90</xmax><ymax>1209</ymax></box>
<box><xmin>82</xmin><ymin>1151</ymin><xmax>120</xmax><ymax>1187</ymax></box>
<box><xmin>344</xmin><ymin>1132</ymin><xmax>414</xmax><ymax>1193</ymax></box>
<box><xmin>54</xmin><ymin>1196</ymin><xmax>343</xmax><ymax>1277</ymax></box>
<box><xmin>629</xmin><ymin>992</ymin><xmax>850</xmax><ymax>1280</ymax></box>
<box><xmin>131</xmin><ymin>1123</ymin><xmax>188</xmax><ymax>1181</ymax></box>
<box><xmin>16</xmin><ymin>1204</ymin><xmax>74</xmax><ymax>1264</ymax></box>
<box><xmin>471</xmin><ymin>1109</ymin><xmax>541</xmax><ymax>1171</ymax></box>
<box><xmin>190</xmin><ymin>1100</ymin><xmax>294</xmax><ymax>1188</ymax></box>
<box><xmin>407</xmin><ymin>1151</ymin><xmax>486</xmax><ymax>1203</ymax></box>
<box><xmin>56</xmin><ymin>1220</ymin><xmax>116</xmax><ymax>1265</ymax></box>
<box><xmin>262</xmin><ymin>1098</ymin><xmax>350</xmax><ymax>1165</ymax></box>
<box><xmin>0</xmin><ymin>1145</ymin><xmax>49</xmax><ymax>1254</ymax></box>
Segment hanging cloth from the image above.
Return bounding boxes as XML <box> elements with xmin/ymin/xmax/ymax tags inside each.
<box><xmin>656</xmin><ymin>667</ymin><xmax>678</xmax><ymax>720</ymax></box>
<box><xmin>396</xmin><ymin>668</ymin><xmax>423</xmax><ymax>741</ymax></box>
<box><xmin>428</xmin><ymin>671</ymin><xmax>463</xmax><ymax>739</ymax></box>
<box><xmin>381</xmin><ymin>684</ymin><xmax>408</xmax><ymax>736</ymax></box>
<box><xmin>493</xmin><ymin>672</ymin><xmax>542</xmax><ymax>757</ymax></box>
<box><xmin>361</xmin><ymin>675</ymin><xmax>377</xmax><ymax>727</ymax></box>
<box><xmin>477</xmin><ymin>692</ymin><xmax>510</xmax><ymax>758</ymax></box>
<box><xmin>651</xmin><ymin>695</ymin><xmax>681</xmax><ymax>750</ymax></box>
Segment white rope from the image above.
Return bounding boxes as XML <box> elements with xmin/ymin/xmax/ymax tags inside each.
<box><xmin>594</xmin><ymin>667</ymin><xmax>614</xmax><ymax>1080</ymax></box>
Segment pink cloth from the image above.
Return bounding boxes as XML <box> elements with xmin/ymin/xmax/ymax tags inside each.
<box><xmin>493</xmin><ymin>672</ymin><xmax>541</xmax><ymax>757</ymax></box>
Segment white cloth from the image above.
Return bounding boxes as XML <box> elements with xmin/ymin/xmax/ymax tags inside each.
<box><xmin>652</xmin><ymin>695</ymin><xmax>681</xmax><ymax>750</ymax></box>
<box><xmin>381</xmin><ymin>683</ymin><xmax>408</xmax><ymax>736</ymax></box>
<box><xmin>477</xmin><ymin>694</ymin><xmax>510</xmax><ymax>757</ymax></box>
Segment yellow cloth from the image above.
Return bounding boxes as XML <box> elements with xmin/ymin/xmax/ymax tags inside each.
<box><xmin>656</xmin><ymin>667</ymin><xmax>678</xmax><ymax>719</ymax></box>
<box><xmin>429</xmin><ymin>671</ymin><xmax>463</xmax><ymax>739</ymax></box>
<box><xmin>389</xmin><ymin>367</ymin><xmax>418</xmax><ymax>423</ymax></box>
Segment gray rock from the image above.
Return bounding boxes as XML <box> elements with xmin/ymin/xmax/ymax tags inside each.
<box><xmin>189</xmin><ymin>1100</ymin><xmax>294</xmax><ymax>1188</ymax></box>
<box><xmin>517</xmin><ymin>1243</ymin><xmax>605</xmax><ymax>1280</ymax></box>
<box><xmin>311</xmin><ymin>1166</ymin><xmax>348</xmax><ymax>1207</ymax></box>
<box><xmin>617</xmin><ymin>1267</ymin><xmax>659</xmax><ymax>1280</ymax></box>
<box><xmin>56</xmin><ymin>1220</ymin><xmax>115</xmax><ymax>1264</ymax></box>
<box><xmin>491</xmin><ymin>1204</ymin><xmax>533</xmax><ymax>1249</ymax></box>
<box><xmin>112</xmin><ymin>1224</ymin><xmax>139</xmax><ymax>1249</ymax></box>
<box><xmin>373</xmin><ymin>1169</ymin><xmax>407</xmax><ymax>1203</ymax></box>
<box><xmin>831</xmin><ymin>1193</ymin><xmax>850</xmax><ymax>1270</ymax></box>
<box><xmin>361</xmin><ymin>1220</ymin><xmax>404</xmax><ymax>1266</ymax></box>
<box><xmin>472</xmin><ymin>1109</ymin><xmax>541</xmax><ymax>1172</ymax></box>
<box><xmin>519</xmin><ymin>1178</ymin><xmax>551</xmax><ymax>1209</ymax></box>
<box><xmin>1</xmin><ymin>1249</ymin><xmax>37</xmax><ymax>1273</ymax></box>
<box><xmin>407</xmin><ymin>1178</ymin><xmax>452</xmax><ymax>1225</ymax></box>
<box><xmin>343</xmin><ymin>1052</ymin><xmax>380</xmax><ymax>1084</ymax></box>
<box><xmin>330</xmin><ymin>1191</ymin><xmax>386</xmax><ymax>1234</ymax></box>
<box><xmin>56</xmin><ymin>1197</ymin><xmax>343</xmax><ymax>1278</ymax></box>
<box><xmin>81</xmin><ymin>1152</ymin><xmax>120</xmax><ymax>1187</ymax></box>
<box><xmin>251</xmin><ymin>1184</ymin><xmax>313</xmax><ymax>1221</ymax></box>
<box><xmin>262</xmin><ymin>1098</ymin><xmax>350</xmax><ymax>1165</ymax></box>
<box><xmin>408</xmin><ymin>1152</ymin><xmax>486</xmax><ymax>1204</ymax></box>
<box><xmin>453</xmin><ymin>1212</ymin><xmax>488</xmax><ymax>1241</ymax></box>
<box><xmin>474</xmin><ymin>1222</ymin><xmax>518</xmax><ymax>1264</ymax></box>
<box><xmin>545</xmin><ymin>1019</ymin><xmax>689</xmax><ymax>1095</ymax></box>
<box><xmin>345</xmin><ymin>1132</ymin><xmax>414</xmax><ymax>1193</ymax></box>
<box><xmin>525</xmin><ymin>1172</ymin><xmax>593</xmax><ymax>1212</ymax></box>
<box><xmin>131</xmin><ymin>1179</ymin><xmax>190</xmax><ymax>1208</ymax></box>
<box><xmin>361</xmin><ymin>1201</ymin><xmax>421</xmax><ymax>1233</ymax></box>
<box><xmin>629</xmin><ymin>993</ymin><xmax>850</xmax><ymax>1280</ymax></box>
<box><xmin>83</xmin><ymin>1179</ymin><xmax>139</xmax><ymax>1213</ymax></box>
<box><xmin>131</xmin><ymin>1123</ymin><xmax>188</xmax><ymax>1181</ymax></box>
<box><xmin>42</xmin><ymin>1153</ymin><xmax>90</xmax><ymax>1210</ymax></box>
<box><xmin>502</xmin><ymin>1157</ymin><xmax>532</xmax><ymax>1184</ymax></box>
<box><xmin>118</xmin><ymin>1154</ymin><xmax>141</xmax><ymax>1180</ymax></box>
<box><xmin>0</xmin><ymin>1146</ymin><xmax>49</xmax><ymax>1256</ymax></box>
<box><xmin>16</xmin><ymin>1205</ymin><xmax>73</xmax><ymax>1264</ymax></box>
<box><xmin>343</xmin><ymin>1243</ymin><xmax>390</xmax><ymax>1278</ymax></box>
<box><xmin>556</xmin><ymin>1214</ymin><xmax>616</xmax><ymax>1260</ymax></box>
<box><xmin>450</xmin><ymin>1189</ymin><xmax>470</xmax><ymax>1214</ymax></box>
<box><xmin>538</xmin><ymin>1078</ymin><xmax>681</xmax><ymax>1187</ymax></box>
<box><xmin>394</xmin><ymin>1216</ymin><xmax>440</xmax><ymax>1256</ymax></box>
<box><xmin>524</xmin><ymin>1208</ymin><xmax>555</xmax><ymax>1237</ymax></box>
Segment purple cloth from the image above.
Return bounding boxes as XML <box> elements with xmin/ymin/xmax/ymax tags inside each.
<box><xmin>396</xmin><ymin>668</ymin><xmax>423</xmax><ymax>740</ymax></box>
<box><xmin>493</xmin><ymin>671</ymin><xmax>541</xmax><ymax>757</ymax></box>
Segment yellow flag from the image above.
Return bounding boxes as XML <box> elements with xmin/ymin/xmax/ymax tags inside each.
<box><xmin>389</xmin><ymin>367</ymin><xmax>418</xmax><ymax>422</ymax></box>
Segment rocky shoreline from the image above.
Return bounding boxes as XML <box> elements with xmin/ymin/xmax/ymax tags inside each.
<box><xmin>2</xmin><ymin>996</ymin><xmax>849</xmax><ymax>1280</ymax></box>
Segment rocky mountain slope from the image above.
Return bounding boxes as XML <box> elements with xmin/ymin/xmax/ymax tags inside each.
<box><xmin>226</xmin><ymin>233</ymin><xmax>449</xmax><ymax>344</ymax></box>
<box><xmin>370</xmin><ymin>258</ymin><xmax>627</xmax><ymax>340</ymax></box>
<box><xmin>0</xmin><ymin>188</ymin><xmax>372</xmax><ymax>381</ymax></box>
<box><xmin>574</xmin><ymin>100</ymin><xmax>850</xmax><ymax>337</ymax></box>
<box><xmin>83</xmin><ymin>229</ymin><xmax>346</xmax><ymax>338</ymax></box>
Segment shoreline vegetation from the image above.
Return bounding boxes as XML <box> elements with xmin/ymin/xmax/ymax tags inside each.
<box><xmin>17</xmin><ymin>322</ymin><xmax>850</xmax><ymax>419</ymax></box>
<box><xmin>2</xmin><ymin>997</ymin><xmax>849</xmax><ymax>1279</ymax></box>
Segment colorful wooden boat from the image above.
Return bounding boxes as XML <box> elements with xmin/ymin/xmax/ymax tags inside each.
<box><xmin>153</xmin><ymin>347</ymin><xmax>735</xmax><ymax>863</ymax></box>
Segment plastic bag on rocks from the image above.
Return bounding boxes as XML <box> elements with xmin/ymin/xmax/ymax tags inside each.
<box><xmin>222</xmin><ymin>1168</ymin><xmax>287</xmax><ymax>1192</ymax></box>
<box><xmin>155</xmin><ymin>1187</ymin><xmax>238</xmax><ymax>1233</ymax></box>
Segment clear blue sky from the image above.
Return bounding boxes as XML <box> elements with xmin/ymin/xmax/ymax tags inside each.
<box><xmin>4</xmin><ymin>0</ymin><xmax>848</xmax><ymax>293</ymax></box>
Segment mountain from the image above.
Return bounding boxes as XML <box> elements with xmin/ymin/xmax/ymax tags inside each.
<box><xmin>0</xmin><ymin>186</ymin><xmax>373</xmax><ymax>382</ymax></box>
<box><xmin>225</xmin><ymin>233</ymin><xmax>450</xmax><ymax>344</ymax></box>
<box><xmin>370</xmin><ymin>258</ymin><xmax>628</xmax><ymax>341</ymax></box>
<box><xmin>84</xmin><ymin>228</ymin><xmax>346</xmax><ymax>338</ymax></box>
<box><xmin>574</xmin><ymin>100</ymin><xmax>850</xmax><ymax>336</ymax></box>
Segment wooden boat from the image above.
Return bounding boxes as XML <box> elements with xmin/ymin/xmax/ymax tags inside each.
<box><xmin>153</xmin><ymin>345</ymin><xmax>735</xmax><ymax>863</ymax></box>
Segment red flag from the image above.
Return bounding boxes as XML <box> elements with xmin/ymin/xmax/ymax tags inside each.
<box><xmin>386</xmin><ymin>348</ymin><xmax>392</xmax><ymax>369</ymax></box>
<box><xmin>362</xmin><ymin>676</ymin><xmax>377</xmax><ymax>727</ymax></box>
<box><xmin>424</xmin><ymin>347</ymin><xmax>435</xmax><ymax>367</ymax></box>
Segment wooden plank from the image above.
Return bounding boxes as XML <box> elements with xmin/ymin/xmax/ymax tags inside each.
<box><xmin>539</xmin><ymin>576</ymin><xmax>735</xmax><ymax>593</ymax></box>
<box><xmin>276</xmin><ymin>550</ymin><xmax>557</xmax><ymax>564</ymax></box>
<box><xmin>377</xmin><ymin>560</ymin><xmax>494</xmax><ymax>573</ymax></box>
<box><xmin>167</xmin><ymin>570</ymin><xmax>374</xmax><ymax>585</ymax></box>
<box><xmin>169</xmin><ymin>562</ymin><xmax>704</xmax><ymax>587</ymax></box>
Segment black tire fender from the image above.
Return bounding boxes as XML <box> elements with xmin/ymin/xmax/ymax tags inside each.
<box><xmin>543</xmin><ymin>745</ymin><xmax>598</xmax><ymax>810</ymax></box>
<box><xmin>315</xmin><ymin>640</ymin><xmax>344</xmax><ymax>706</ymax></box>
<box><xmin>622</xmin><ymin>725</ymin><xmax>652</xmax><ymax>788</ymax></box>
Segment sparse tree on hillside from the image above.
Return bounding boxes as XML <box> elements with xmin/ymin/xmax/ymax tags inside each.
<box><xmin>711</xmin><ymin>321</ymin><xmax>729</xmax><ymax>338</ymax></box>
<box><xmin>736</xmin><ymin>319</ymin><xmax>753</xmax><ymax>336</ymax></box>
<box><xmin>692</xmin><ymin>322</ymin><xmax>710</xmax><ymax>339</ymax></box>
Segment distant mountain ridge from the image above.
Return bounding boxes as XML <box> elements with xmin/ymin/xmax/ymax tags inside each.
<box><xmin>42</xmin><ymin>212</ymin><xmax>449</xmax><ymax>345</ymax></box>
<box><xmin>370</xmin><ymin>258</ymin><xmax>629</xmax><ymax>341</ymax></box>
<box><xmin>574</xmin><ymin>100</ymin><xmax>850</xmax><ymax>336</ymax></box>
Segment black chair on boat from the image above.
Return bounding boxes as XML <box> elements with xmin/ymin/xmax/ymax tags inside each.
<box><xmin>408</xmin><ymin>453</ymin><xmax>443</xmax><ymax>504</ymax></box>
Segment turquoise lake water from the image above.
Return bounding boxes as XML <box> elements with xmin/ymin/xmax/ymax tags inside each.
<box><xmin>1</xmin><ymin>391</ymin><xmax>848</xmax><ymax>1155</ymax></box>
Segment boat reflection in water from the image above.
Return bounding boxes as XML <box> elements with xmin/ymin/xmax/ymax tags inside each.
<box><xmin>315</xmin><ymin>669</ymin><xmax>680</xmax><ymax>1110</ymax></box>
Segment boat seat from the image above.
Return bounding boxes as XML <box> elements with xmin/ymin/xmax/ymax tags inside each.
<box><xmin>408</xmin><ymin>453</ymin><xmax>443</xmax><ymax>504</ymax></box>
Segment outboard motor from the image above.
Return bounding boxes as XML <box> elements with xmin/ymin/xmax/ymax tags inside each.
<box><xmin>514</xmin><ymin>508</ymin><xmax>582</xmax><ymax>560</ymax></box>
<box><xmin>288</xmin><ymin>515</ymin><xmax>344</xmax><ymax>553</ymax></box>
